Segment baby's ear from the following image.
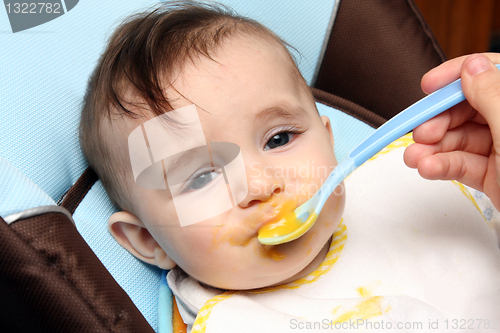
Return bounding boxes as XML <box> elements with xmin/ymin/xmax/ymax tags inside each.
<box><xmin>108</xmin><ymin>211</ymin><xmax>176</xmax><ymax>270</ymax></box>
<box><xmin>320</xmin><ymin>115</ymin><xmax>335</xmax><ymax>146</ymax></box>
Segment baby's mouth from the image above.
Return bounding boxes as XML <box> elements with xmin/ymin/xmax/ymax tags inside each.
<box><xmin>211</xmin><ymin>204</ymin><xmax>277</xmax><ymax>248</ymax></box>
<box><xmin>212</xmin><ymin>190</ymin><xmax>310</xmax><ymax>249</ymax></box>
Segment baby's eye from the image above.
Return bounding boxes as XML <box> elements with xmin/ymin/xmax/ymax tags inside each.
<box><xmin>185</xmin><ymin>170</ymin><xmax>220</xmax><ymax>192</ymax></box>
<box><xmin>265</xmin><ymin>132</ymin><xmax>295</xmax><ymax>150</ymax></box>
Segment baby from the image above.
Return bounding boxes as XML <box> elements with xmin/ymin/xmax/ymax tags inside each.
<box><xmin>80</xmin><ymin>2</ymin><xmax>500</xmax><ymax>332</ymax></box>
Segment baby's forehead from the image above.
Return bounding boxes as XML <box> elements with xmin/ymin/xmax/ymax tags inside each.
<box><xmin>181</xmin><ymin>32</ymin><xmax>298</xmax><ymax>75</ymax></box>
<box><xmin>112</xmin><ymin>32</ymin><xmax>312</xmax><ymax>132</ymax></box>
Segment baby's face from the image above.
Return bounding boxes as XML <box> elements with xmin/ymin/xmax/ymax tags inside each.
<box><xmin>120</xmin><ymin>35</ymin><xmax>345</xmax><ymax>289</ymax></box>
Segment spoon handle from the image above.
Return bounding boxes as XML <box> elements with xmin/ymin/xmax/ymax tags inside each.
<box><xmin>319</xmin><ymin>64</ymin><xmax>500</xmax><ymax>207</ymax></box>
<box><xmin>347</xmin><ymin>64</ymin><xmax>500</xmax><ymax>167</ymax></box>
<box><xmin>349</xmin><ymin>77</ymin><xmax>462</xmax><ymax>166</ymax></box>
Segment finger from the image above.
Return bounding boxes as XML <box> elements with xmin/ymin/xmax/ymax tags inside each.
<box><xmin>422</xmin><ymin>53</ymin><xmax>500</xmax><ymax>94</ymax></box>
<box><xmin>412</xmin><ymin>96</ymin><xmax>491</xmax><ymax>145</ymax></box>
<box><xmin>415</xmin><ymin>151</ymin><xmax>489</xmax><ymax>192</ymax></box>
<box><xmin>404</xmin><ymin>142</ymin><xmax>433</xmax><ymax>169</ymax></box>
<box><xmin>484</xmin><ymin>154</ymin><xmax>500</xmax><ymax>210</ymax></box>
<box><xmin>433</xmin><ymin>121</ymin><xmax>492</xmax><ymax>156</ymax></box>
<box><xmin>461</xmin><ymin>54</ymin><xmax>500</xmax><ymax>154</ymax></box>
<box><xmin>422</xmin><ymin>55</ymin><xmax>470</xmax><ymax>94</ymax></box>
<box><xmin>411</xmin><ymin>110</ymin><xmax>451</xmax><ymax>145</ymax></box>
<box><xmin>405</xmin><ymin>122</ymin><xmax>493</xmax><ymax>167</ymax></box>
<box><xmin>412</xmin><ymin>101</ymin><xmax>486</xmax><ymax>145</ymax></box>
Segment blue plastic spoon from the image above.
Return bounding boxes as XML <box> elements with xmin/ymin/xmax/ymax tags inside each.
<box><xmin>258</xmin><ymin>64</ymin><xmax>500</xmax><ymax>245</ymax></box>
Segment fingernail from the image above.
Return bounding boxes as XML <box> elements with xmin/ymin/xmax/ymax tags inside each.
<box><xmin>466</xmin><ymin>56</ymin><xmax>491</xmax><ymax>76</ymax></box>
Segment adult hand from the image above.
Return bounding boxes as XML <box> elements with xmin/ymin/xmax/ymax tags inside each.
<box><xmin>404</xmin><ymin>53</ymin><xmax>500</xmax><ymax>211</ymax></box>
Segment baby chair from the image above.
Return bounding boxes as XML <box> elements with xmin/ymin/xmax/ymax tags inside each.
<box><xmin>0</xmin><ymin>0</ymin><xmax>446</xmax><ymax>332</ymax></box>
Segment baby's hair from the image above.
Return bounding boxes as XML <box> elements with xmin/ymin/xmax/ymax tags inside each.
<box><xmin>80</xmin><ymin>1</ymin><xmax>302</xmax><ymax>210</ymax></box>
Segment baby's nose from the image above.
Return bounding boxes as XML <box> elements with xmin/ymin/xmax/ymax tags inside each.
<box><xmin>238</xmin><ymin>164</ymin><xmax>285</xmax><ymax>207</ymax></box>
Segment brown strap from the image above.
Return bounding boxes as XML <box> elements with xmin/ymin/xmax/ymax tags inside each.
<box><xmin>312</xmin><ymin>87</ymin><xmax>385</xmax><ymax>128</ymax></box>
<box><xmin>0</xmin><ymin>212</ymin><xmax>155</xmax><ymax>333</ymax></box>
<box><xmin>314</xmin><ymin>0</ymin><xmax>446</xmax><ymax>121</ymax></box>
<box><xmin>60</xmin><ymin>166</ymin><xmax>99</xmax><ymax>214</ymax></box>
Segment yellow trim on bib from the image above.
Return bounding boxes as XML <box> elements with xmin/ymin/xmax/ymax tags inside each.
<box><xmin>275</xmin><ymin>221</ymin><xmax>347</xmax><ymax>290</ymax></box>
<box><xmin>368</xmin><ymin>133</ymin><xmax>414</xmax><ymax>162</ymax></box>
<box><xmin>191</xmin><ymin>291</ymin><xmax>239</xmax><ymax>333</ymax></box>
<box><xmin>248</xmin><ymin>220</ymin><xmax>347</xmax><ymax>294</ymax></box>
<box><xmin>451</xmin><ymin>181</ymin><xmax>488</xmax><ymax>224</ymax></box>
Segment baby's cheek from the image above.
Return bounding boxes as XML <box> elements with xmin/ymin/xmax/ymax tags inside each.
<box><xmin>211</xmin><ymin>224</ymin><xmax>254</xmax><ymax>250</ymax></box>
<box><xmin>160</xmin><ymin>227</ymin><xmax>213</xmax><ymax>261</ymax></box>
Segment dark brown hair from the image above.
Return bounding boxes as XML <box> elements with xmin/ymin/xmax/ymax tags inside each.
<box><xmin>79</xmin><ymin>1</ymin><xmax>300</xmax><ymax>210</ymax></box>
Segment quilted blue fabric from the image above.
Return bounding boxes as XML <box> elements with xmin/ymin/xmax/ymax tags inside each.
<box><xmin>0</xmin><ymin>157</ymin><xmax>56</xmax><ymax>216</ymax></box>
<box><xmin>219</xmin><ymin>0</ymin><xmax>340</xmax><ymax>84</ymax></box>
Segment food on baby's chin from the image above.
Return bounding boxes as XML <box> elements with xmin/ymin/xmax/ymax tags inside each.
<box><xmin>211</xmin><ymin>222</ymin><xmax>287</xmax><ymax>261</ymax></box>
<box><xmin>259</xmin><ymin>245</ymin><xmax>287</xmax><ymax>261</ymax></box>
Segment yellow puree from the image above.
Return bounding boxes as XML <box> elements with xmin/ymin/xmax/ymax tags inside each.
<box><xmin>212</xmin><ymin>190</ymin><xmax>313</xmax><ymax>260</ymax></box>
<box><xmin>332</xmin><ymin>286</ymin><xmax>391</xmax><ymax>322</ymax></box>
<box><xmin>258</xmin><ymin>205</ymin><xmax>318</xmax><ymax>244</ymax></box>
<box><xmin>257</xmin><ymin>200</ymin><xmax>302</xmax><ymax>239</ymax></box>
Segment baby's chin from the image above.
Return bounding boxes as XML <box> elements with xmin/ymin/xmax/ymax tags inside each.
<box><xmin>266</xmin><ymin>236</ymin><xmax>331</xmax><ymax>287</ymax></box>
<box><xmin>198</xmin><ymin>201</ymin><xmax>341</xmax><ymax>290</ymax></box>
<box><xmin>259</xmin><ymin>215</ymin><xmax>339</xmax><ymax>289</ymax></box>
<box><xmin>206</xmin><ymin>234</ymin><xmax>332</xmax><ymax>290</ymax></box>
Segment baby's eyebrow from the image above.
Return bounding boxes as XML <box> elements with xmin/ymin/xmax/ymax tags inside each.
<box><xmin>162</xmin><ymin>145</ymin><xmax>212</xmax><ymax>185</ymax></box>
<box><xmin>254</xmin><ymin>105</ymin><xmax>308</xmax><ymax>124</ymax></box>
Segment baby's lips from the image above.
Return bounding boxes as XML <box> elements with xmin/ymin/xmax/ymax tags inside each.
<box><xmin>255</xmin><ymin>202</ymin><xmax>297</xmax><ymax>230</ymax></box>
<box><xmin>255</xmin><ymin>214</ymin><xmax>285</xmax><ymax>233</ymax></box>
<box><xmin>239</xmin><ymin>190</ymin><xmax>312</xmax><ymax>237</ymax></box>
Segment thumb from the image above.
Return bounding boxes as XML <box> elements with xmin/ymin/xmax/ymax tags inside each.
<box><xmin>461</xmin><ymin>54</ymin><xmax>500</xmax><ymax>144</ymax></box>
